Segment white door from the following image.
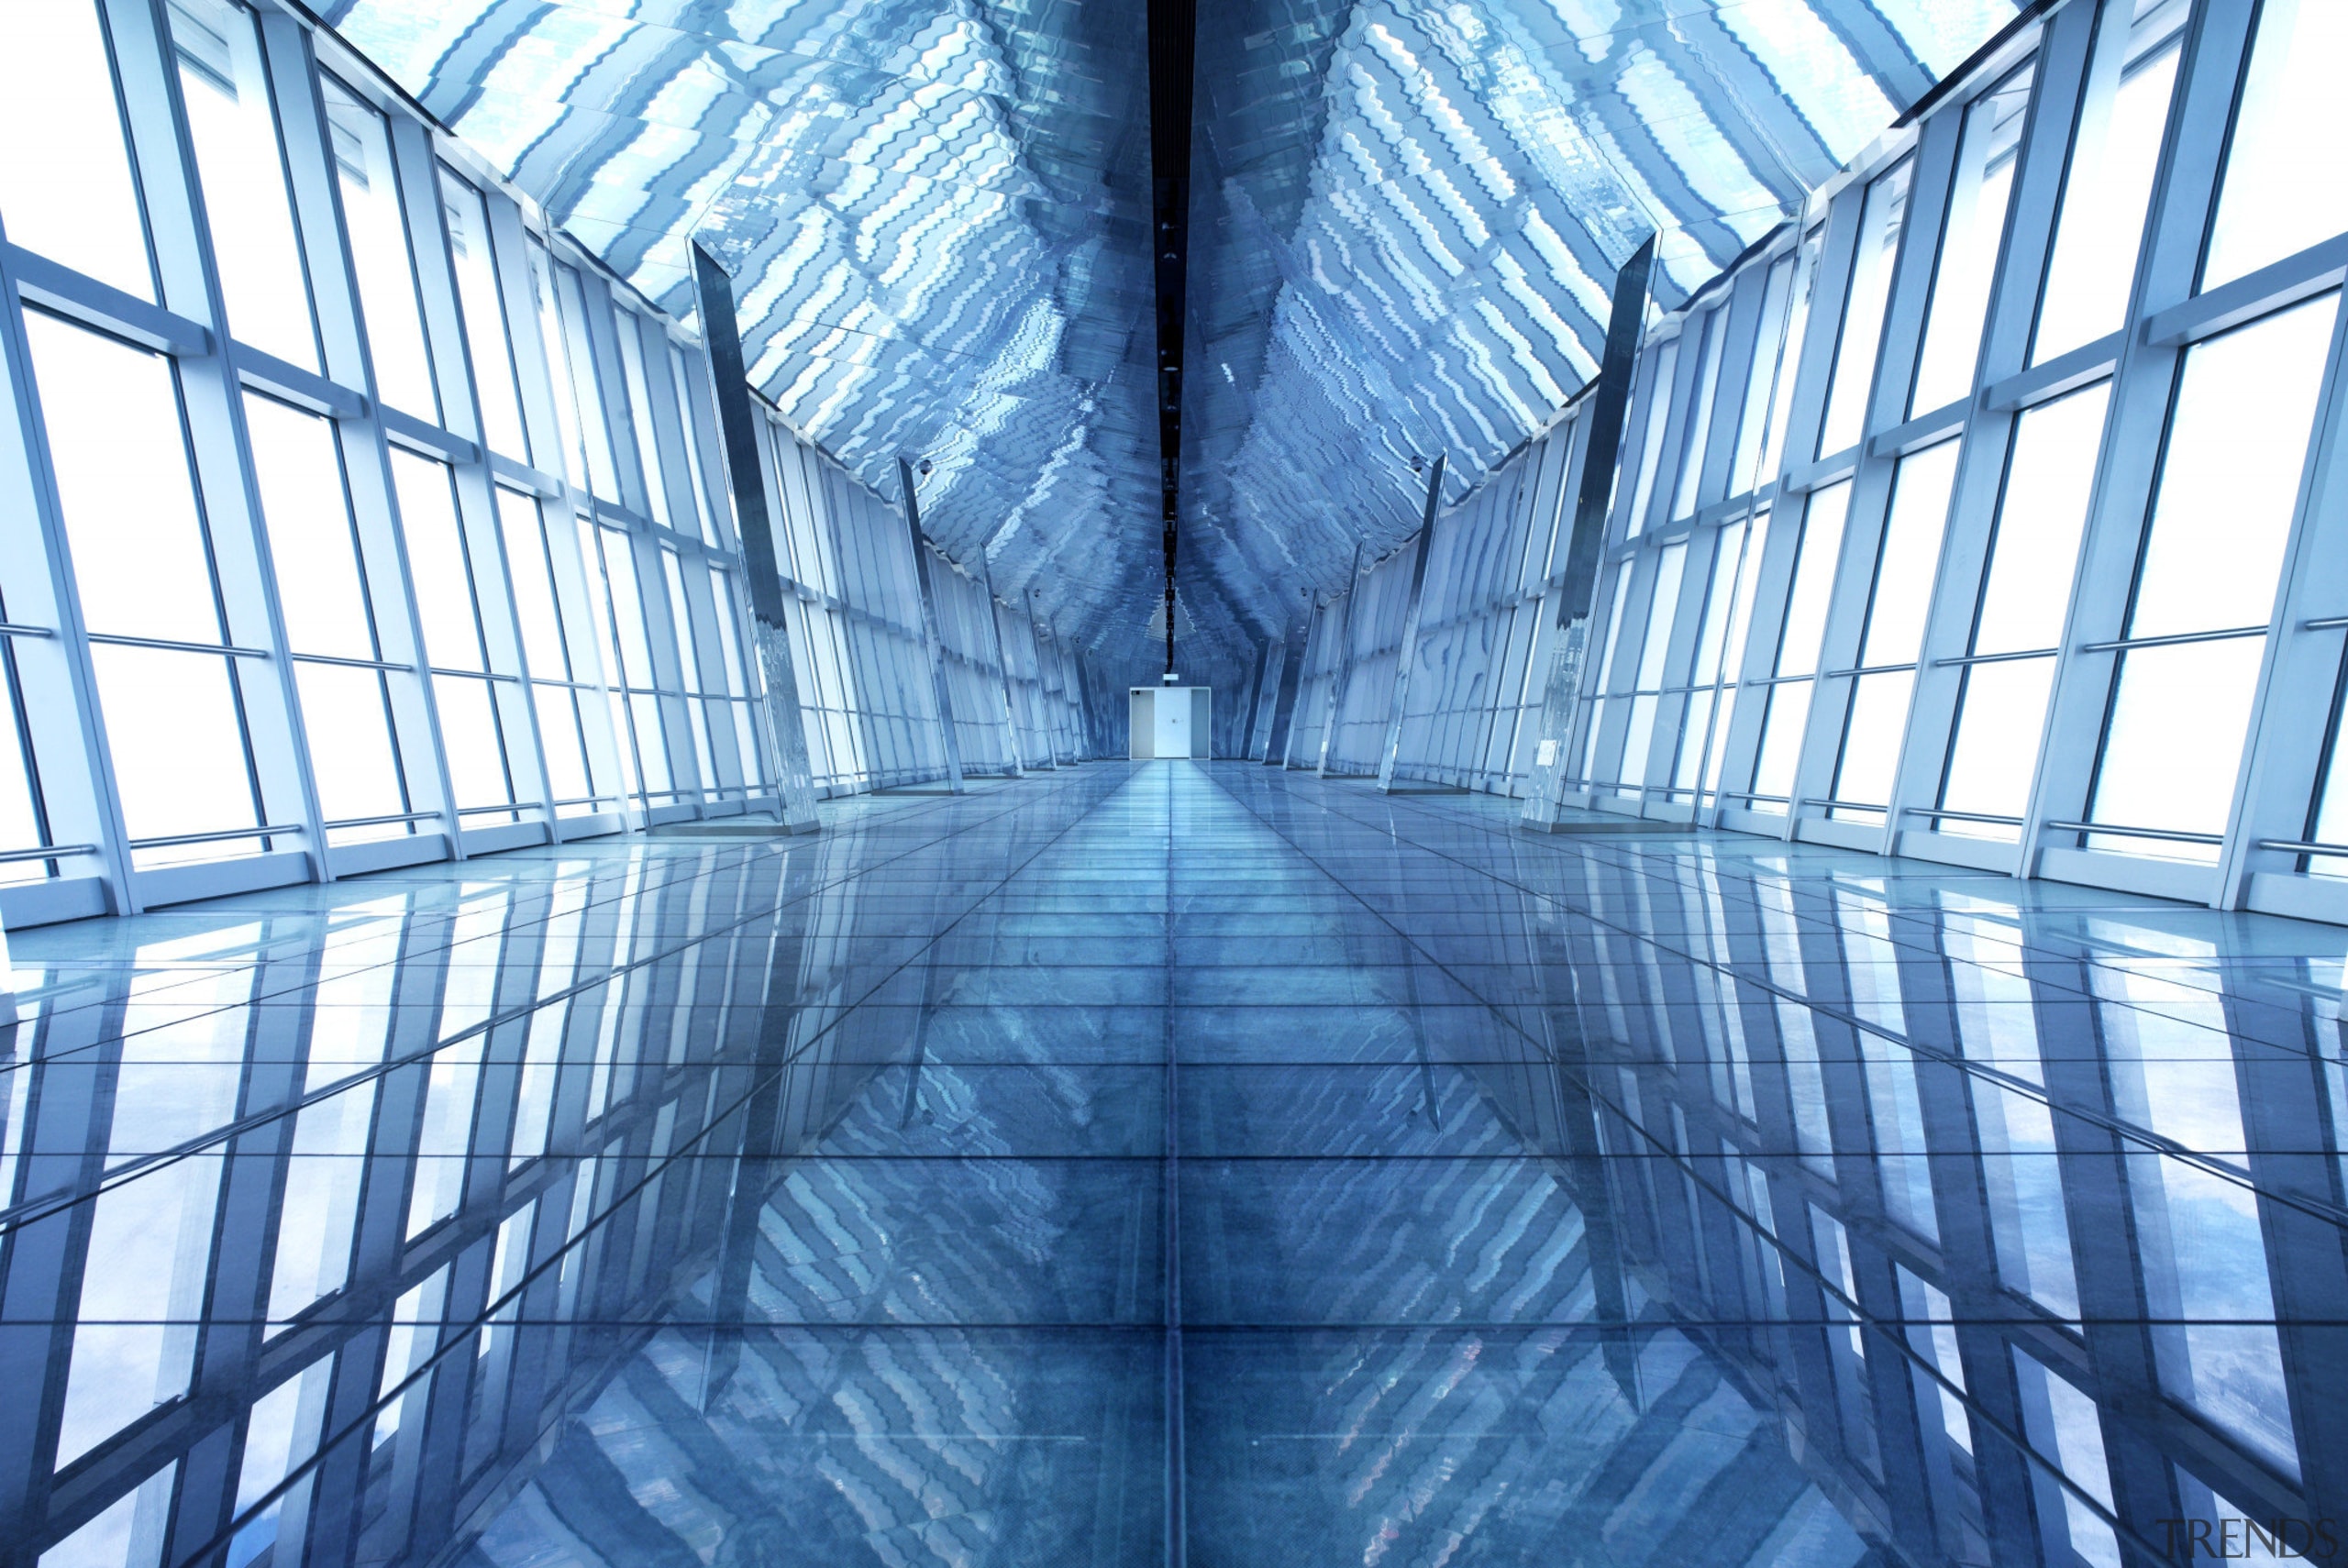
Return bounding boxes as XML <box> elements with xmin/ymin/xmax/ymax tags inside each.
<box><xmin>1155</xmin><ymin>688</ymin><xmax>1191</xmax><ymax>757</ymax></box>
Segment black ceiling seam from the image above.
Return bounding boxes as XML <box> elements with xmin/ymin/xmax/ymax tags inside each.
<box><xmin>1148</xmin><ymin>0</ymin><xmax>1197</xmax><ymax>677</ymax></box>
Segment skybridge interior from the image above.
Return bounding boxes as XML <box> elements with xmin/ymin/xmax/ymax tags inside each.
<box><xmin>4</xmin><ymin>1</ymin><xmax>2348</xmax><ymax>1566</ymax></box>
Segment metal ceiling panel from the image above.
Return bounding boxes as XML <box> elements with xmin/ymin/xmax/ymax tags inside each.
<box><xmin>321</xmin><ymin>0</ymin><xmax>2018</xmax><ymax>674</ymax></box>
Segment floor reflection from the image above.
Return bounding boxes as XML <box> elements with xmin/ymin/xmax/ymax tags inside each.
<box><xmin>5</xmin><ymin>763</ymin><xmax>2346</xmax><ymax>1567</ymax></box>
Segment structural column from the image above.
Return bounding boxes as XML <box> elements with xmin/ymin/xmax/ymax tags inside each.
<box><xmin>1375</xmin><ymin>454</ymin><xmax>1447</xmax><ymax>791</ymax></box>
<box><xmin>980</xmin><ymin>565</ymin><xmax>1026</xmax><ymax>777</ymax></box>
<box><xmin>1246</xmin><ymin>639</ymin><xmax>1284</xmax><ymax>760</ymax></box>
<box><xmin>1314</xmin><ymin>542</ymin><xmax>1365</xmax><ymax>778</ymax></box>
<box><xmin>690</xmin><ymin>244</ymin><xmax>822</xmax><ymax>831</ymax></box>
<box><xmin>1521</xmin><ymin>236</ymin><xmax>1654</xmax><ymax>829</ymax></box>
<box><xmin>898</xmin><ymin>458</ymin><xmax>967</xmax><ymax>793</ymax></box>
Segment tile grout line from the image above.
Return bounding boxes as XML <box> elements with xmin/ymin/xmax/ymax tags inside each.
<box><xmin>158</xmin><ymin>767</ymin><xmax>1152</xmax><ymax>1568</ymax></box>
<box><xmin>1162</xmin><ymin>763</ymin><xmax>1187</xmax><ymax>1568</ymax></box>
<box><xmin>1260</xmin><ymin>768</ymin><xmax>2348</xmax><ymax>1231</ymax></box>
<box><xmin>1194</xmin><ymin>764</ymin><xmax>2192</xmax><ymax>1564</ymax></box>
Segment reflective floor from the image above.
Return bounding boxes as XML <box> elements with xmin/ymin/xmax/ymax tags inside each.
<box><xmin>7</xmin><ymin>762</ymin><xmax>2348</xmax><ymax>1568</ymax></box>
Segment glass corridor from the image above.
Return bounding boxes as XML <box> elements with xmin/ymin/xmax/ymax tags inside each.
<box><xmin>6</xmin><ymin>765</ymin><xmax>2348</xmax><ymax>1566</ymax></box>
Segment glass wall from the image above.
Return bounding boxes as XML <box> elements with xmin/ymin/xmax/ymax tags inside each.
<box><xmin>0</xmin><ymin>0</ymin><xmax>1091</xmax><ymax>928</ymax></box>
<box><xmin>1517</xmin><ymin>0</ymin><xmax>2348</xmax><ymax>924</ymax></box>
<box><xmin>1275</xmin><ymin>0</ymin><xmax>2348</xmax><ymax>926</ymax></box>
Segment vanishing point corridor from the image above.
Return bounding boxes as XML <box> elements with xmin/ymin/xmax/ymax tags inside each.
<box><xmin>9</xmin><ymin>764</ymin><xmax>2347</xmax><ymax>1565</ymax></box>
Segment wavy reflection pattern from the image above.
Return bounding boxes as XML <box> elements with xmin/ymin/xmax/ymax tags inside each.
<box><xmin>1180</xmin><ymin>0</ymin><xmax>2019</xmax><ymax>649</ymax></box>
<box><xmin>310</xmin><ymin>1</ymin><xmax>2016</xmax><ymax>679</ymax></box>
<box><xmin>8</xmin><ymin>764</ymin><xmax>2346</xmax><ymax>1567</ymax></box>
<box><xmin>319</xmin><ymin>0</ymin><xmax>1160</xmax><ymax>660</ymax></box>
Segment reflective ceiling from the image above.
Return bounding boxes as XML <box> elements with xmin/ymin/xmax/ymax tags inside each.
<box><xmin>321</xmin><ymin>0</ymin><xmax>2020</xmax><ymax>675</ymax></box>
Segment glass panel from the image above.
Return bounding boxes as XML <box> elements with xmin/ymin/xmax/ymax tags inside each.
<box><xmin>533</xmin><ymin>685</ymin><xmax>591</xmax><ymax>805</ymax></box>
<box><xmin>439</xmin><ymin>171</ymin><xmax>526</xmax><ymax>459</ymax></box>
<box><xmin>24</xmin><ymin>314</ymin><xmax>222</xmax><ymax>645</ymax></box>
<box><xmin>1971</xmin><ymin>383</ymin><xmax>2110</xmax><ymax>655</ymax></box>
<box><xmin>57</xmin><ymin>1159</ymin><xmax>221</xmax><ymax>1463</ymax></box>
<box><xmin>1752</xmin><ymin>679</ymin><xmax>1813</xmax><ymax>803</ymax></box>
<box><xmin>168</xmin><ymin>0</ymin><xmax>320</xmax><ymax>370</ymax></box>
<box><xmin>496</xmin><ymin>489</ymin><xmax>569</xmax><ymax>678</ymax></box>
<box><xmin>708</xmin><ymin>569</ymin><xmax>749</xmax><ymax>697</ymax></box>
<box><xmin>1762</xmin><ymin>238</ymin><xmax>1819</xmax><ymax>481</ymax></box>
<box><xmin>629</xmin><ymin>692</ymin><xmax>671</xmax><ymax>795</ymax></box>
<box><xmin>1940</xmin><ymin>657</ymin><xmax>2055</xmax><ymax>830</ymax></box>
<box><xmin>1689</xmin><ymin>522</ymin><xmax>1746</xmax><ymax>688</ymax></box>
<box><xmin>2313</xmin><ymin>692</ymin><xmax>2348</xmax><ymax>870</ymax></box>
<box><xmin>1911</xmin><ymin>65</ymin><xmax>2032</xmax><ymax>415</ymax></box>
<box><xmin>1618</xmin><ymin>693</ymin><xmax>1660</xmax><ymax>788</ymax></box>
<box><xmin>267</xmin><ymin>1084</ymin><xmax>374</xmax><ymax>1322</ymax></box>
<box><xmin>2088</xmin><ymin>293</ymin><xmax>2337</xmax><ymax>850</ymax></box>
<box><xmin>554</xmin><ymin>263</ymin><xmax>619</xmax><ymax>501</ymax></box>
<box><xmin>1774</xmin><ymin>481</ymin><xmax>1851</xmax><ymax>680</ymax></box>
<box><xmin>1669</xmin><ymin>315</ymin><xmax>1724</xmax><ymax>521</ymax></box>
<box><xmin>42</xmin><ymin>1461</ymin><xmax>179</xmax><ymax>1568</ymax></box>
<box><xmin>1818</xmin><ymin>161</ymin><xmax>1911</xmax><ymax>457</ymax></box>
<box><xmin>1624</xmin><ymin>342</ymin><xmax>1677</xmax><ymax>536</ymax></box>
<box><xmin>2011</xmin><ymin>1352</ymin><xmax>2123</xmax><ymax>1568</ymax></box>
<box><xmin>598</xmin><ymin>528</ymin><xmax>656</xmax><ymax>689</ymax></box>
<box><xmin>2089</xmin><ymin>636</ymin><xmax>2265</xmax><ymax>854</ymax></box>
<box><xmin>294</xmin><ymin>661</ymin><xmax>404</xmax><ymax>824</ymax></box>
<box><xmin>0</xmin><ymin>634</ymin><xmax>50</xmax><ymax>870</ymax></box>
<box><xmin>1633</xmin><ymin>544</ymin><xmax>1687</xmax><ymax>692</ymax></box>
<box><xmin>244</xmin><ymin>393</ymin><xmax>375</xmax><ymax>661</ymax></box>
<box><xmin>90</xmin><ymin>646</ymin><xmax>259</xmax><ymax>847</ymax></box>
<box><xmin>1857</xmin><ymin>440</ymin><xmax>1959</xmax><ymax>669</ymax></box>
<box><xmin>2031</xmin><ymin>0</ymin><xmax>2186</xmax><ymax>364</ymax></box>
<box><xmin>661</xmin><ymin>550</ymin><xmax>702</xmax><ymax>693</ymax></box>
<box><xmin>615</xmin><ymin>317</ymin><xmax>671</xmax><ymax>526</ymax></box>
<box><xmin>390</xmin><ymin>450</ymin><xmax>486</xmax><ymax>672</ymax></box>
<box><xmin>1833</xmin><ymin>671</ymin><xmax>1914</xmax><ymax>810</ymax></box>
<box><xmin>2125</xmin><ymin>293</ymin><xmax>2337</xmax><ymax>640</ymax></box>
<box><xmin>2202</xmin><ymin>0</ymin><xmax>2348</xmax><ymax>291</ymax></box>
<box><xmin>1730</xmin><ymin>257</ymin><xmax>1795</xmax><ymax>493</ymax></box>
<box><xmin>407</xmin><ymin>1041</ymin><xmax>483</xmax><ymax>1237</ymax></box>
<box><xmin>433</xmin><ymin>674</ymin><xmax>511</xmax><ymax>808</ymax></box>
<box><xmin>321</xmin><ymin>78</ymin><xmax>435</xmax><ymax>419</ymax></box>
<box><xmin>527</xmin><ymin>243</ymin><xmax>585</xmax><ymax>488</ymax></box>
<box><xmin>670</xmin><ymin>346</ymin><xmax>719</xmax><ymax>546</ymax></box>
<box><xmin>0</xmin><ymin>0</ymin><xmax>154</xmax><ymax>299</ymax></box>
<box><xmin>1971</xmin><ymin>1078</ymin><xmax>2080</xmax><ymax>1316</ymax></box>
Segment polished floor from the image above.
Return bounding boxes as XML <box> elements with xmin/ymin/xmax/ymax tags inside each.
<box><xmin>6</xmin><ymin>762</ymin><xmax>2347</xmax><ymax>1568</ymax></box>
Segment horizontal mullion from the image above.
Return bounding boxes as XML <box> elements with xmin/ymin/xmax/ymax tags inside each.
<box><xmin>8</xmin><ymin>245</ymin><xmax>210</xmax><ymax>356</ymax></box>
<box><xmin>1933</xmin><ymin>646</ymin><xmax>2057</xmax><ymax>668</ymax></box>
<box><xmin>2043</xmin><ymin>819</ymin><xmax>2223</xmax><ymax>846</ymax></box>
<box><xmin>0</xmin><ymin>843</ymin><xmax>100</xmax><ymax>865</ymax></box>
<box><xmin>323</xmin><ymin>810</ymin><xmax>443</xmax><ymax>830</ymax></box>
<box><xmin>86</xmin><ymin>632</ymin><xmax>270</xmax><ymax>658</ymax></box>
<box><xmin>290</xmin><ymin>650</ymin><xmax>411</xmax><ymax>673</ymax></box>
<box><xmin>129</xmin><ymin>823</ymin><xmax>304</xmax><ymax>850</ymax></box>
<box><xmin>1903</xmin><ymin>805</ymin><xmax>2023</xmax><ymax>826</ymax></box>
<box><xmin>0</xmin><ymin>623</ymin><xmax>57</xmax><ymax>639</ymax></box>
<box><xmin>2077</xmin><ymin>624</ymin><xmax>2268</xmax><ymax>655</ymax></box>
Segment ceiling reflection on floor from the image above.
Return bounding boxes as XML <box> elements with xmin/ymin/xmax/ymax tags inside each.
<box><xmin>4</xmin><ymin>764</ymin><xmax>2345</xmax><ymax>1568</ymax></box>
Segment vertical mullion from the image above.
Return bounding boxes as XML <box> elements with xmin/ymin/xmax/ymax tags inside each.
<box><xmin>267</xmin><ymin>17</ymin><xmax>465</xmax><ymax>863</ymax></box>
<box><xmin>368</xmin><ymin>113</ymin><xmax>483</xmax><ymax>855</ymax></box>
<box><xmin>1888</xmin><ymin>7</ymin><xmax>2098</xmax><ymax>870</ymax></box>
<box><xmin>115</xmin><ymin>0</ymin><xmax>327</xmax><ymax>887</ymax></box>
<box><xmin>0</xmin><ymin>230</ymin><xmax>137</xmax><ymax>911</ymax></box>
<box><xmin>1791</xmin><ymin>117</ymin><xmax>1961</xmax><ymax>845</ymax></box>
<box><xmin>2020</xmin><ymin>0</ymin><xmax>2252</xmax><ymax>880</ymax></box>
